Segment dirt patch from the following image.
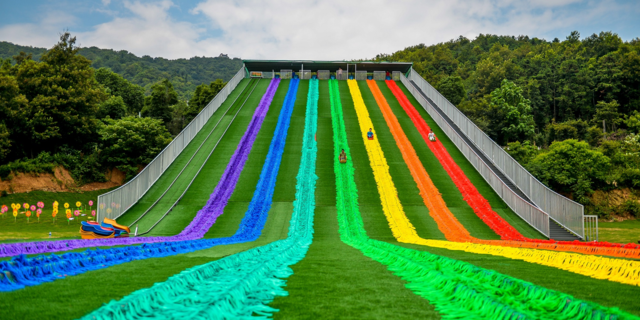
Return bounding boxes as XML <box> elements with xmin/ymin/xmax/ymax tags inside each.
<box><xmin>0</xmin><ymin>167</ymin><xmax>124</xmax><ymax>194</ymax></box>
<box><xmin>80</xmin><ymin>168</ymin><xmax>126</xmax><ymax>191</ymax></box>
<box><xmin>591</xmin><ymin>188</ymin><xmax>636</xmax><ymax>207</ymax></box>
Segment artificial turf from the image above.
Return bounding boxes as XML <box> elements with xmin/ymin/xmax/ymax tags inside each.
<box><xmin>0</xmin><ymin>78</ymin><xmax>304</xmax><ymax>319</ymax></box>
<box><xmin>270</xmin><ymin>80</ymin><xmax>438</xmax><ymax>319</ymax></box>
<box><xmin>116</xmin><ymin>78</ymin><xmax>260</xmax><ymax>233</ymax></box>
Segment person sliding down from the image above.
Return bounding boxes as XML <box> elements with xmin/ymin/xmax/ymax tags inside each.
<box><xmin>428</xmin><ymin>130</ymin><xmax>436</xmax><ymax>142</ymax></box>
<box><xmin>367</xmin><ymin>128</ymin><xmax>374</xmax><ymax>140</ymax></box>
<box><xmin>339</xmin><ymin>149</ymin><xmax>347</xmax><ymax>163</ymax></box>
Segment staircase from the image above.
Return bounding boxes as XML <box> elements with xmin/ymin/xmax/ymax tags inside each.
<box><xmin>408</xmin><ymin>80</ymin><xmax>581</xmax><ymax>241</ymax></box>
<box><xmin>550</xmin><ymin>220</ymin><xmax>581</xmax><ymax>241</ymax></box>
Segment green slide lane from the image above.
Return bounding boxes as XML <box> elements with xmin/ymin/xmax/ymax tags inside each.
<box><xmin>345</xmin><ymin>80</ymin><xmax>640</xmax><ymax>316</ymax></box>
<box><xmin>270</xmin><ymin>80</ymin><xmax>437</xmax><ymax>319</ymax></box>
<box><xmin>117</xmin><ymin>78</ymin><xmax>264</xmax><ymax>233</ymax></box>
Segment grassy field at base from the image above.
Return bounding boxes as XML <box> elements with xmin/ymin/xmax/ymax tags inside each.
<box><xmin>598</xmin><ymin>219</ymin><xmax>640</xmax><ymax>243</ymax></box>
<box><xmin>0</xmin><ymin>79</ymin><xmax>308</xmax><ymax>319</ymax></box>
<box><xmin>270</xmin><ymin>80</ymin><xmax>438</xmax><ymax>320</ymax></box>
<box><xmin>0</xmin><ymin>189</ymin><xmax>117</xmax><ymax>241</ymax></box>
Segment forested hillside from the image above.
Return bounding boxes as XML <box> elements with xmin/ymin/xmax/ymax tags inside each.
<box><xmin>0</xmin><ymin>41</ymin><xmax>242</xmax><ymax>100</ymax></box>
<box><xmin>0</xmin><ymin>33</ymin><xmax>233</xmax><ymax>188</ymax></box>
<box><xmin>375</xmin><ymin>31</ymin><xmax>640</xmax><ymax>218</ymax></box>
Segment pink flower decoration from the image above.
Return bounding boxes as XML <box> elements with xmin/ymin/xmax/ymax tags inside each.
<box><xmin>74</xmin><ymin>210</ymin><xmax>80</xmax><ymax>217</ymax></box>
<box><xmin>37</xmin><ymin>201</ymin><xmax>44</xmax><ymax>209</ymax></box>
<box><xmin>91</xmin><ymin>210</ymin><xmax>96</xmax><ymax>216</ymax></box>
<box><xmin>30</xmin><ymin>205</ymin><xmax>36</xmax><ymax>211</ymax></box>
<box><xmin>89</xmin><ymin>200</ymin><xmax>94</xmax><ymax>207</ymax></box>
<box><xmin>23</xmin><ymin>203</ymin><xmax>29</xmax><ymax>209</ymax></box>
<box><xmin>36</xmin><ymin>209</ymin><xmax>42</xmax><ymax>216</ymax></box>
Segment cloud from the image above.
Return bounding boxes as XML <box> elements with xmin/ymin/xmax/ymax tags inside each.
<box><xmin>0</xmin><ymin>10</ymin><xmax>78</xmax><ymax>49</ymax></box>
<box><xmin>190</xmin><ymin>0</ymin><xmax>615</xmax><ymax>60</ymax></box>
<box><xmin>75</xmin><ymin>1</ymin><xmax>208</xmax><ymax>58</ymax></box>
<box><xmin>0</xmin><ymin>0</ymin><xmax>633</xmax><ymax>60</ymax></box>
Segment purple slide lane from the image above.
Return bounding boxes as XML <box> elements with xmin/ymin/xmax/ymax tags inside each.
<box><xmin>0</xmin><ymin>78</ymin><xmax>281</xmax><ymax>258</ymax></box>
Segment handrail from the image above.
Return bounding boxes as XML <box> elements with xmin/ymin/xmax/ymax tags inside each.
<box><xmin>400</xmin><ymin>74</ymin><xmax>551</xmax><ymax>237</ymax></box>
<box><xmin>97</xmin><ymin>67</ymin><xmax>245</xmax><ymax>222</ymax></box>
<box><xmin>404</xmin><ymin>68</ymin><xmax>584</xmax><ymax>238</ymax></box>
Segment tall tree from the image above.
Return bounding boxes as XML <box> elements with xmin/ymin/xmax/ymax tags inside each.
<box><xmin>141</xmin><ymin>79</ymin><xmax>178</xmax><ymax>125</ymax></box>
<box><xmin>7</xmin><ymin>32</ymin><xmax>106</xmax><ymax>158</ymax></box>
<box><xmin>490</xmin><ymin>79</ymin><xmax>535</xmax><ymax>143</ymax></box>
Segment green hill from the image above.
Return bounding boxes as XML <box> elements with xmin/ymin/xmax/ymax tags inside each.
<box><xmin>0</xmin><ymin>41</ymin><xmax>243</xmax><ymax>100</ymax></box>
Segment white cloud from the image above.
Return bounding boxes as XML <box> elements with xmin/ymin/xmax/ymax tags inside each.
<box><xmin>0</xmin><ymin>10</ymin><xmax>77</xmax><ymax>49</ymax></box>
<box><xmin>0</xmin><ymin>0</ymin><xmax>629</xmax><ymax>60</ymax></box>
<box><xmin>102</xmin><ymin>0</ymin><xmax>112</xmax><ymax>6</ymax></box>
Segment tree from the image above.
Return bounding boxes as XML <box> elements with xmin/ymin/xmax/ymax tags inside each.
<box><xmin>95</xmin><ymin>67</ymin><xmax>145</xmax><ymax>115</ymax></box>
<box><xmin>141</xmin><ymin>79</ymin><xmax>178</xmax><ymax>125</ymax></box>
<box><xmin>0</xmin><ymin>123</ymin><xmax>10</xmax><ymax>162</ymax></box>
<box><xmin>436</xmin><ymin>76</ymin><xmax>466</xmax><ymax>105</ymax></box>
<box><xmin>593</xmin><ymin>100</ymin><xmax>622</xmax><ymax>132</ymax></box>
<box><xmin>99</xmin><ymin>116</ymin><xmax>172</xmax><ymax>179</ymax></box>
<box><xmin>490</xmin><ymin>79</ymin><xmax>535</xmax><ymax>143</ymax></box>
<box><xmin>185</xmin><ymin>79</ymin><xmax>226</xmax><ymax>123</ymax></box>
<box><xmin>529</xmin><ymin>139</ymin><xmax>610</xmax><ymax>204</ymax></box>
<box><xmin>97</xmin><ymin>96</ymin><xmax>127</xmax><ymax>120</ymax></box>
<box><xmin>8</xmin><ymin>32</ymin><xmax>106</xmax><ymax>157</ymax></box>
<box><xmin>625</xmin><ymin>110</ymin><xmax>640</xmax><ymax>133</ymax></box>
<box><xmin>505</xmin><ymin>140</ymin><xmax>538</xmax><ymax>166</ymax></box>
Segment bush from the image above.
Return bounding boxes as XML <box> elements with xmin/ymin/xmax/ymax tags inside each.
<box><xmin>617</xmin><ymin>200</ymin><xmax>640</xmax><ymax>218</ymax></box>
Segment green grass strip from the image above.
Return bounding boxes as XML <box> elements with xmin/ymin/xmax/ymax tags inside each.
<box><xmin>330</xmin><ymin>79</ymin><xmax>635</xmax><ymax>320</ymax></box>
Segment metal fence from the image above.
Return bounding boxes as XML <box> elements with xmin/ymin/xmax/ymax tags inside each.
<box><xmin>280</xmin><ymin>70</ymin><xmax>292</xmax><ymax>79</ymax></box>
<box><xmin>318</xmin><ymin>70</ymin><xmax>330</xmax><ymax>80</ymax></box>
<box><xmin>355</xmin><ymin>70</ymin><xmax>367</xmax><ymax>80</ymax></box>
<box><xmin>584</xmin><ymin>215</ymin><xmax>598</xmax><ymax>241</ymax></box>
<box><xmin>262</xmin><ymin>71</ymin><xmax>274</xmax><ymax>79</ymax></box>
<box><xmin>336</xmin><ymin>69</ymin><xmax>348</xmax><ymax>80</ymax></box>
<box><xmin>400</xmin><ymin>73</ymin><xmax>551</xmax><ymax>236</ymax></box>
<box><xmin>373</xmin><ymin>71</ymin><xmax>386</xmax><ymax>80</ymax></box>
<box><xmin>404</xmin><ymin>69</ymin><xmax>585</xmax><ymax>238</ymax></box>
<box><xmin>97</xmin><ymin>67</ymin><xmax>245</xmax><ymax>222</ymax></box>
<box><xmin>392</xmin><ymin>71</ymin><xmax>402</xmax><ymax>81</ymax></box>
<box><xmin>300</xmin><ymin>70</ymin><xmax>311</xmax><ymax>79</ymax></box>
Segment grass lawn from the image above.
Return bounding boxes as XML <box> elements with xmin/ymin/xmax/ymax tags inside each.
<box><xmin>0</xmin><ymin>188</ymin><xmax>116</xmax><ymax>241</ymax></box>
<box><xmin>598</xmin><ymin>219</ymin><xmax>640</xmax><ymax>244</ymax></box>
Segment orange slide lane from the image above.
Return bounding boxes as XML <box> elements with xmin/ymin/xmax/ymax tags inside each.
<box><xmin>381</xmin><ymin>79</ymin><xmax>640</xmax><ymax>259</ymax></box>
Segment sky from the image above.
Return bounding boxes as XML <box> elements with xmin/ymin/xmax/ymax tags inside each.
<box><xmin>0</xmin><ymin>0</ymin><xmax>638</xmax><ymax>61</ymax></box>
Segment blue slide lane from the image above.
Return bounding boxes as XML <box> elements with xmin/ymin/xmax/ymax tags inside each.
<box><xmin>0</xmin><ymin>79</ymin><xmax>300</xmax><ymax>292</ymax></box>
<box><xmin>83</xmin><ymin>78</ymin><xmax>318</xmax><ymax>319</ymax></box>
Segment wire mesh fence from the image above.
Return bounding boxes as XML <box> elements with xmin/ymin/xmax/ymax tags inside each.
<box><xmin>97</xmin><ymin>67</ymin><xmax>245</xmax><ymax>222</ymax></box>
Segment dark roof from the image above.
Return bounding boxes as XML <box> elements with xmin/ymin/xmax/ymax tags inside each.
<box><xmin>243</xmin><ymin>60</ymin><xmax>412</xmax><ymax>73</ymax></box>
